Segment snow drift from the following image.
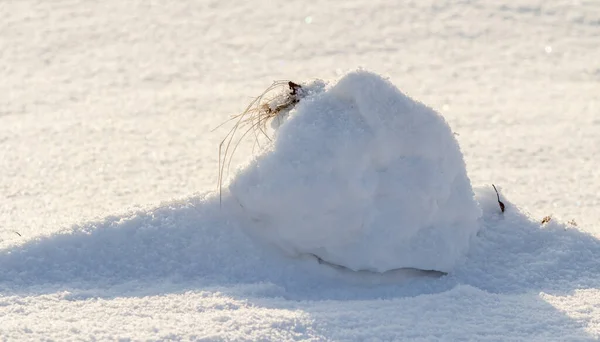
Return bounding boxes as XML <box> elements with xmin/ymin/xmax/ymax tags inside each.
<box><xmin>2</xmin><ymin>187</ymin><xmax>600</xmax><ymax>340</ymax></box>
<box><xmin>228</xmin><ymin>70</ymin><xmax>481</xmax><ymax>273</ymax></box>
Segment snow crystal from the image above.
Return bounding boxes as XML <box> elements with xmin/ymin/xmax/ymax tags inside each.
<box><xmin>229</xmin><ymin>70</ymin><xmax>481</xmax><ymax>273</ymax></box>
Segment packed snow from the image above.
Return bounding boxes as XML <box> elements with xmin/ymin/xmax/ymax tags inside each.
<box><xmin>230</xmin><ymin>70</ymin><xmax>481</xmax><ymax>273</ymax></box>
<box><xmin>1</xmin><ymin>0</ymin><xmax>600</xmax><ymax>340</ymax></box>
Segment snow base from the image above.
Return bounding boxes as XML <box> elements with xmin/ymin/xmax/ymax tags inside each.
<box><xmin>3</xmin><ymin>186</ymin><xmax>600</xmax><ymax>341</ymax></box>
<box><xmin>229</xmin><ymin>70</ymin><xmax>481</xmax><ymax>273</ymax></box>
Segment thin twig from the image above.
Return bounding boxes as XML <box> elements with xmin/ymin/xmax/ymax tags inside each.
<box><xmin>492</xmin><ymin>184</ymin><xmax>505</xmax><ymax>213</ymax></box>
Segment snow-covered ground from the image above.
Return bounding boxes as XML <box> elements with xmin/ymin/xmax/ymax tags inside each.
<box><xmin>1</xmin><ymin>0</ymin><xmax>599</xmax><ymax>340</ymax></box>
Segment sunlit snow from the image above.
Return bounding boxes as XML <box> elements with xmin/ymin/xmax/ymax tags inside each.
<box><xmin>1</xmin><ymin>0</ymin><xmax>599</xmax><ymax>340</ymax></box>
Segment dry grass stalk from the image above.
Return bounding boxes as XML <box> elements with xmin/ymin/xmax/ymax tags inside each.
<box><xmin>213</xmin><ymin>81</ymin><xmax>303</xmax><ymax>204</ymax></box>
<box><xmin>492</xmin><ymin>184</ymin><xmax>505</xmax><ymax>213</ymax></box>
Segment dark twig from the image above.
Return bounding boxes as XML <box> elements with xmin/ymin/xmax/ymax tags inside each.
<box><xmin>288</xmin><ymin>81</ymin><xmax>301</xmax><ymax>95</ymax></box>
<box><xmin>492</xmin><ymin>184</ymin><xmax>505</xmax><ymax>213</ymax></box>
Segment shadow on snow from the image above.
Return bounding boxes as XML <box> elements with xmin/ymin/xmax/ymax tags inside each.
<box><xmin>0</xmin><ymin>188</ymin><xmax>599</xmax><ymax>339</ymax></box>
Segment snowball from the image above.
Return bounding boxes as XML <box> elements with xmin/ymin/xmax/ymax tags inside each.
<box><xmin>228</xmin><ymin>70</ymin><xmax>481</xmax><ymax>273</ymax></box>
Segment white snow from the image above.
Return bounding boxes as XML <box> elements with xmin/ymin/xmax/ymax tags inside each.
<box><xmin>2</xmin><ymin>189</ymin><xmax>600</xmax><ymax>340</ymax></box>
<box><xmin>230</xmin><ymin>70</ymin><xmax>481</xmax><ymax>273</ymax></box>
<box><xmin>1</xmin><ymin>0</ymin><xmax>600</xmax><ymax>340</ymax></box>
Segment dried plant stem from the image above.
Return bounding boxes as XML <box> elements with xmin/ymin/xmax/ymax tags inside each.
<box><xmin>492</xmin><ymin>184</ymin><xmax>505</xmax><ymax>213</ymax></box>
<box><xmin>213</xmin><ymin>80</ymin><xmax>303</xmax><ymax>205</ymax></box>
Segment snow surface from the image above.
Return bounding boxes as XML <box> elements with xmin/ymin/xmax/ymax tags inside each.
<box><xmin>2</xmin><ymin>189</ymin><xmax>600</xmax><ymax>340</ymax></box>
<box><xmin>1</xmin><ymin>0</ymin><xmax>600</xmax><ymax>340</ymax></box>
<box><xmin>230</xmin><ymin>70</ymin><xmax>481</xmax><ymax>273</ymax></box>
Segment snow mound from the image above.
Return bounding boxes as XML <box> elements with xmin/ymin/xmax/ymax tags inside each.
<box><xmin>229</xmin><ymin>70</ymin><xmax>481</xmax><ymax>273</ymax></box>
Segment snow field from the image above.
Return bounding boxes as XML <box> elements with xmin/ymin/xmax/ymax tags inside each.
<box><xmin>1</xmin><ymin>0</ymin><xmax>599</xmax><ymax>340</ymax></box>
<box><xmin>1</xmin><ymin>187</ymin><xmax>600</xmax><ymax>340</ymax></box>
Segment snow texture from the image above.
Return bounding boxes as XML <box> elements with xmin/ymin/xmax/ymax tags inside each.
<box><xmin>2</xmin><ymin>189</ymin><xmax>600</xmax><ymax>341</ymax></box>
<box><xmin>229</xmin><ymin>70</ymin><xmax>481</xmax><ymax>273</ymax></box>
<box><xmin>1</xmin><ymin>0</ymin><xmax>599</xmax><ymax>340</ymax></box>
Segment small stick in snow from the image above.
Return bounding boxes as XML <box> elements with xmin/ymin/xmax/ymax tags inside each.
<box><xmin>310</xmin><ymin>253</ymin><xmax>325</xmax><ymax>265</ymax></box>
<box><xmin>541</xmin><ymin>215</ymin><xmax>552</xmax><ymax>224</ymax></box>
<box><xmin>492</xmin><ymin>184</ymin><xmax>505</xmax><ymax>213</ymax></box>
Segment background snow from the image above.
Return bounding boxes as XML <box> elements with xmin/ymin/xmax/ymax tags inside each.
<box><xmin>1</xmin><ymin>0</ymin><xmax>599</xmax><ymax>340</ymax></box>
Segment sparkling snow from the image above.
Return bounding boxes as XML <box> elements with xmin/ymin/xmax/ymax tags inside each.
<box><xmin>1</xmin><ymin>0</ymin><xmax>599</xmax><ymax>340</ymax></box>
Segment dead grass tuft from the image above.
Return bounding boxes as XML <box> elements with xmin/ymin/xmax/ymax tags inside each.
<box><xmin>213</xmin><ymin>81</ymin><xmax>303</xmax><ymax>204</ymax></box>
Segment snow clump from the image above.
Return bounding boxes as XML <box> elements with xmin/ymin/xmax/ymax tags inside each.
<box><xmin>228</xmin><ymin>70</ymin><xmax>481</xmax><ymax>273</ymax></box>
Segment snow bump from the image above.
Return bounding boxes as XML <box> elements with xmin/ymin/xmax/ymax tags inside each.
<box><xmin>229</xmin><ymin>70</ymin><xmax>481</xmax><ymax>273</ymax></box>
